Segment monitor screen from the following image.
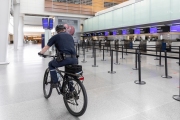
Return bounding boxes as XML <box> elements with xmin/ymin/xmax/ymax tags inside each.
<box><xmin>42</xmin><ymin>18</ymin><xmax>49</xmax><ymax>29</ymax></box>
<box><xmin>105</xmin><ymin>31</ymin><xmax>109</xmax><ymax>36</ymax></box>
<box><xmin>150</xmin><ymin>27</ymin><xmax>157</xmax><ymax>33</ymax></box>
<box><xmin>113</xmin><ymin>30</ymin><xmax>117</xmax><ymax>35</ymax></box>
<box><xmin>134</xmin><ymin>29</ymin><xmax>141</xmax><ymax>34</ymax></box>
<box><xmin>170</xmin><ymin>25</ymin><xmax>180</xmax><ymax>32</ymax></box>
<box><xmin>122</xmin><ymin>30</ymin><xmax>127</xmax><ymax>35</ymax></box>
<box><xmin>48</xmin><ymin>18</ymin><xmax>53</xmax><ymax>30</ymax></box>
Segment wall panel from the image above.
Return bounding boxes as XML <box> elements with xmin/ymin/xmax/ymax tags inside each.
<box><xmin>171</xmin><ymin>0</ymin><xmax>180</xmax><ymax>20</ymax></box>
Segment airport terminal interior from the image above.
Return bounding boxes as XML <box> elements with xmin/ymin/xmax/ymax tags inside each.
<box><xmin>0</xmin><ymin>0</ymin><xmax>180</xmax><ymax>120</ymax></box>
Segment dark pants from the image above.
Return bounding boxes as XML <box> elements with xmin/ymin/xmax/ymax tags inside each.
<box><xmin>48</xmin><ymin>58</ymin><xmax>78</xmax><ymax>83</ymax></box>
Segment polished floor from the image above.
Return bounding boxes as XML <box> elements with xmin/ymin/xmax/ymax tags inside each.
<box><xmin>0</xmin><ymin>44</ymin><xmax>180</xmax><ymax>120</ymax></box>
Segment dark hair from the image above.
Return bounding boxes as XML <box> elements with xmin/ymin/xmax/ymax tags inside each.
<box><xmin>55</xmin><ymin>24</ymin><xmax>66</xmax><ymax>32</ymax></box>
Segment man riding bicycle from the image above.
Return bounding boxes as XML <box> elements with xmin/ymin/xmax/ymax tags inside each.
<box><xmin>38</xmin><ymin>24</ymin><xmax>78</xmax><ymax>86</ymax></box>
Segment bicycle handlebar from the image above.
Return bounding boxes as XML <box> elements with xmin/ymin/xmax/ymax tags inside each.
<box><xmin>38</xmin><ymin>52</ymin><xmax>57</xmax><ymax>58</ymax></box>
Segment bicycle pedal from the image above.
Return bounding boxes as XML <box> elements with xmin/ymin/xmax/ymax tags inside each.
<box><xmin>51</xmin><ymin>83</ymin><xmax>59</xmax><ymax>88</ymax></box>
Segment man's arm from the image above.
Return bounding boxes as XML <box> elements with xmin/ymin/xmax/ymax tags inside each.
<box><xmin>40</xmin><ymin>45</ymin><xmax>50</xmax><ymax>54</ymax></box>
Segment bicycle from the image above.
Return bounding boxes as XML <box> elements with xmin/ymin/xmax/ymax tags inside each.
<box><xmin>40</xmin><ymin>54</ymin><xmax>87</xmax><ymax>117</ymax></box>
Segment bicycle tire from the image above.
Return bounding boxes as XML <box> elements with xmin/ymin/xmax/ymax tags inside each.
<box><xmin>43</xmin><ymin>68</ymin><xmax>52</xmax><ymax>99</ymax></box>
<box><xmin>63</xmin><ymin>78</ymin><xmax>88</xmax><ymax>117</ymax></box>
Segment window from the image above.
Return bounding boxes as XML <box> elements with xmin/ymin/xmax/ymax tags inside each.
<box><xmin>104</xmin><ymin>2</ymin><xmax>118</xmax><ymax>8</ymax></box>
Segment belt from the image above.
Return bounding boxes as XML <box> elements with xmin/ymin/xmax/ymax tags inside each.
<box><xmin>65</xmin><ymin>55</ymin><xmax>77</xmax><ymax>58</ymax></box>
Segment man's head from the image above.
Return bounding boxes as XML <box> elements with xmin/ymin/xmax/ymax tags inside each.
<box><xmin>55</xmin><ymin>24</ymin><xmax>66</xmax><ymax>33</ymax></box>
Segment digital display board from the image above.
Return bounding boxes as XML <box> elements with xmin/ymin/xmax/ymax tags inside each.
<box><xmin>105</xmin><ymin>31</ymin><xmax>109</xmax><ymax>36</ymax></box>
<box><xmin>134</xmin><ymin>28</ymin><xmax>150</xmax><ymax>34</ymax></box>
<box><xmin>48</xmin><ymin>18</ymin><xmax>53</xmax><ymax>29</ymax></box>
<box><xmin>150</xmin><ymin>27</ymin><xmax>157</xmax><ymax>33</ymax></box>
<box><xmin>126</xmin><ymin>29</ymin><xmax>134</xmax><ymax>34</ymax></box>
<box><xmin>170</xmin><ymin>25</ymin><xmax>180</xmax><ymax>32</ymax></box>
<box><xmin>150</xmin><ymin>26</ymin><xmax>170</xmax><ymax>33</ymax></box>
<box><xmin>113</xmin><ymin>30</ymin><xmax>117</xmax><ymax>35</ymax></box>
<box><xmin>116</xmin><ymin>30</ymin><xmax>122</xmax><ymax>35</ymax></box>
<box><xmin>122</xmin><ymin>30</ymin><xmax>127</xmax><ymax>35</ymax></box>
<box><xmin>42</xmin><ymin>18</ymin><xmax>49</xmax><ymax>29</ymax></box>
<box><xmin>122</xmin><ymin>29</ymin><xmax>134</xmax><ymax>35</ymax></box>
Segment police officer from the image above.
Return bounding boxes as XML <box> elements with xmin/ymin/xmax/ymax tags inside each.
<box><xmin>38</xmin><ymin>24</ymin><xmax>78</xmax><ymax>85</ymax></box>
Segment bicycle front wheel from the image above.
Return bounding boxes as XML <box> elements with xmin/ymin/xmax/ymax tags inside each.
<box><xmin>63</xmin><ymin>78</ymin><xmax>88</xmax><ymax>117</ymax></box>
<box><xmin>43</xmin><ymin>68</ymin><xmax>52</xmax><ymax>99</ymax></box>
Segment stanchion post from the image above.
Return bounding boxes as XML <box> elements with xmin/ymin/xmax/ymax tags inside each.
<box><xmin>110</xmin><ymin>44</ymin><xmax>111</xmax><ymax>56</ymax></box>
<box><xmin>157</xmin><ymin>47</ymin><xmax>164</xmax><ymax>67</ymax></box>
<box><xmin>92</xmin><ymin>48</ymin><xmax>98</xmax><ymax>67</ymax></box>
<box><xmin>133</xmin><ymin>49</ymin><xmax>138</xmax><ymax>70</ymax></box>
<box><xmin>108</xmin><ymin>50</ymin><xmax>116</xmax><ymax>74</ymax></box>
<box><xmin>75</xmin><ymin>44</ymin><xmax>78</xmax><ymax>55</ymax></box>
<box><xmin>101</xmin><ymin>45</ymin><xmax>106</xmax><ymax>61</ymax></box>
<box><xmin>154</xmin><ymin>46</ymin><xmax>159</xmax><ymax>60</ymax></box>
<box><xmin>120</xmin><ymin>45</ymin><xmax>125</xmax><ymax>59</ymax></box>
<box><xmin>161</xmin><ymin>50</ymin><xmax>172</xmax><ymax>78</ymax></box>
<box><xmin>173</xmin><ymin>62</ymin><xmax>180</xmax><ymax>101</ymax></box>
<box><xmin>134</xmin><ymin>50</ymin><xmax>146</xmax><ymax>85</ymax></box>
<box><xmin>91</xmin><ymin>41</ymin><xmax>94</xmax><ymax>58</ymax></box>
<box><xmin>177</xmin><ymin>46</ymin><xmax>180</xmax><ymax>64</ymax></box>
<box><xmin>114</xmin><ymin>48</ymin><xmax>120</xmax><ymax>65</ymax></box>
<box><xmin>126</xmin><ymin>46</ymin><xmax>128</xmax><ymax>55</ymax></box>
<box><xmin>81</xmin><ymin>47</ymin><xmax>87</xmax><ymax>63</ymax></box>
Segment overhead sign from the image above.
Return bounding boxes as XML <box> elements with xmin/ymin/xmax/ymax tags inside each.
<box><xmin>116</xmin><ymin>30</ymin><xmax>122</xmax><ymax>35</ymax></box>
<box><xmin>170</xmin><ymin>25</ymin><xmax>180</xmax><ymax>32</ymax></box>
<box><xmin>150</xmin><ymin>26</ymin><xmax>170</xmax><ymax>33</ymax></box>
<box><xmin>48</xmin><ymin>18</ymin><xmax>53</xmax><ymax>30</ymax></box>
<box><xmin>134</xmin><ymin>28</ymin><xmax>150</xmax><ymax>34</ymax></box>
<box><xmin>105</xmin><ymin>31</ymin><xmax>109</xmax><ymax>36</ymax></box>
<box><xmin>42</xmin><ymin>18</ymin><xmax>49</xmax><ymax>29</ymax></box>
<box><xmin>122</xmin><ymin>29</ymin><xmax>134</xmax><ymax>35</ymax></box>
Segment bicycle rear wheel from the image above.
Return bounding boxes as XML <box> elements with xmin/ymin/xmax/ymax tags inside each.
<box><xmin>63</xmin><ymin>78</ymin><xmax>87</xmax><ymax>117</ymax></box>
<box><xmin>43</xmin><ymin>68</ymin><xmax>52</xmax><ymax>99</ymax></box>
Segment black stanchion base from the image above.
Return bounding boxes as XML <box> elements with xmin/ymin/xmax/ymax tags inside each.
<box><xmin>108</xmin><ymin>71</ymin><xmax>116</xmax><ymax>74</ymax></box>
<box><xmin>132</xmin><ymin>68</ymin><xmax>138</xmax><ymax>70</ymax></box>
<box><xmin>114</xmin><ymin>63</ymin><xmax>120</xmax><ymax>65</ymax></box>
<box><xmin>173</xmin><ymin>95</ymin><xmax>180</xmax><ymax>101</ymax></box>
<box><xmin>92</xmin><ymin>65</ymin><xmax>98</xmax><ymax>67</ymax></box>
<box><xmin>81</xmin><ymin>61</ymin><xmax>87</xmax><ymax>63</ymax></box>
<box><xmin>161</xmin><ymin>75</ymin><xmax>172</xmax><ymax>79</ymax></box>
<box><xmin>134</xmin><ymin>80</ymin><xmax>146</xmax><ymax>85</ymax></box>
<box><xmin>154</xmin><ymin>58</ymin><xmax>159</xmax><ymax>60</ymax></box>
<box><xmin>120</xmin><ymin>58</ymin><xmax>125</xmax><ymax>59</ymax></box>
<box><xmin>156</xmin><ymin>65</ymin><xmax>164</xmax><ymax>67</ymax></box>
<box><xmin>101</xmin><ymin>59</ymin><xmax>106</xmax><ymax>61</ymax></box>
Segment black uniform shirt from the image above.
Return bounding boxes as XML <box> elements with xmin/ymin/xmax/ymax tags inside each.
<box><xmin>47</xmin><ymin>32</ymin><xmax>76</xmax><ymax>55</ymax></box>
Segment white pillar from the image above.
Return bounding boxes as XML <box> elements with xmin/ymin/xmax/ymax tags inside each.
<box><xmin>0</xmin><ymin>0</ymin><xmax>11</xmax><ymax>64</ymax></box>
<box><xmin>18</xmin><ymin>16</ymin><xmax>24</xmax><ymax>48</ymax></box>
<box><xmin>45</xmin><ymin>29</ymin><xmax>52</xmax><ymax>52</ymax></box>
<box><xmin>13</xmin><ymin>3</ymin><xmax>20</xmax><ymax>50</ymax></box>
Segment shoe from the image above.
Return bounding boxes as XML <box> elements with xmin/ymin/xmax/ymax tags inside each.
<box><xmin>51</xmin><ymin>83</ymin><xmax>59</xmax><ymax>88</ymax></box>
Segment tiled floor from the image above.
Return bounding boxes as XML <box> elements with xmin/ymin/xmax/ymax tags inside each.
<box><xmin>0</xmin><ymin>44</ymin><xmax>180</xmax><ymax>120</ymax></box>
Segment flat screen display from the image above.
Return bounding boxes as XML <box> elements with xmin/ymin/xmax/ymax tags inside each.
<box><xmin>48</xmin><ymin>18</ymin><xmax>53</xmax><ymax>29</ymax></box>
<box><xmin>134</xmin><ymin>28</ymin><xmax>150</xmax><ymax>34</ymax></box>
<box><xmin>113</xmin><ymin>30</ymin><xmax>117</xmax><ymax>35</ymax></box>
<box><xmin>122</xmin><ymin>30</ymin><xmax>127</xmax><ymax>35</ymax></box>
<box><xmin>105</xmin><ymin>31</ymin><xmax>109</xmax><ymax>36</ymax></box>
<box><xmin>170</xmin><ymin>25</ymin><xmax>180</xmax><ymax>32</ymax></box>
<box><xmin>42</xmin><ymin>18</ymin><xmax>49</xmax><ymax>29</ymax></box>
<box><xmin>150</xmin><ymin>27</ymin><xmax>157</xmax><ymax>33</ymax></box>
<box><xmin>116</xmin><ymin>30</ymin><xmax>122</xmax><ymax>35</ymax></box>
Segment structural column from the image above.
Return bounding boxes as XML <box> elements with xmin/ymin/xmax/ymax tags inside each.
<box><xmin>0</xmin><ymin>0</ymin><xmax>11</xmax><ymax>64</ymax></box>
<box><xmin>13</xmin><ymin>3</ymin><xmax>20</xmax><ymax>50</ymax></box>
<box><xmin>18</xmin><ymin>16</ymin><xmax>24</xmax><ymax>48</ymax></box>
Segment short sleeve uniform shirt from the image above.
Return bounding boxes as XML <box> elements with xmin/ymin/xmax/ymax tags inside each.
<box><xmin>47</xmin><ymin>32</ymin><xmax>76</xmax><ymax>55</ymax></box>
